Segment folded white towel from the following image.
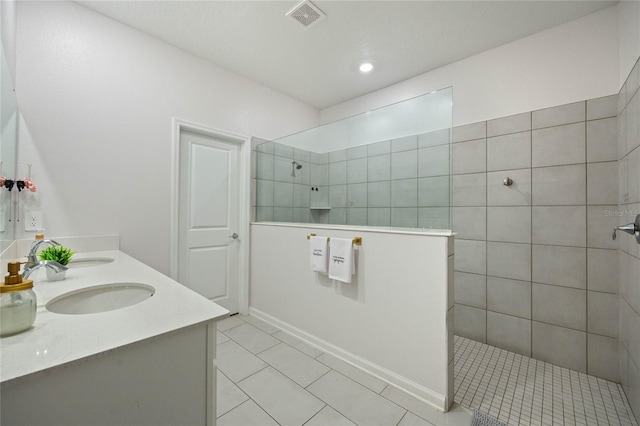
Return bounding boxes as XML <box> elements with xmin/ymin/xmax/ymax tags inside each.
<box><xmin>328</xmin><ymin>238</ymin><xmax>355</xmax><ymax>283</ymax></box>
<box><xmin>309</xmin><ymin>236</ymin><xmax>329</xmax><ymax>274</ymax></box>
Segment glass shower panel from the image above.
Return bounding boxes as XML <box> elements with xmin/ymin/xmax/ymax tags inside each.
<box><xmin>254</xmin><ymin>87</ymin><xmax>452</xmax><ymax>230</ymax></box>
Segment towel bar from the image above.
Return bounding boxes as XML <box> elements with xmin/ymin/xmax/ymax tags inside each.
<box><xmin>307</xmin><ymin>233</ymin><xmax>362</xmax><ymax>246</ymax></box>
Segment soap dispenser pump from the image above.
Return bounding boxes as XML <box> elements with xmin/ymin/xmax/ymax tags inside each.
<box><xmin>0</xmin><ymin>262</ymin><xmax>37</xmax><ymax>336</ymax></box>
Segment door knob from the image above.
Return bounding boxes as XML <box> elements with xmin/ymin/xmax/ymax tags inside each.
<box><xmin>229</xmin><ymin>233</ymin><xmax>239</xmax><ymax>240</ymax></box>
<box><xmin>612</xmin><ymin>214</ymin><xmax>640</xmax><ymax>244</ymax></box>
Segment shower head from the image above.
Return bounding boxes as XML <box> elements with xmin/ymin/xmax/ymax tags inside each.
<box><xmin>291</xmin><ymin>161</ymin><xmax>303</xmax><ymax>177</ymax></box>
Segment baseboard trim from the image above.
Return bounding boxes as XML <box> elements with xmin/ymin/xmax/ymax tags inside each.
<box><xmin>249</xmin><ymin>307</ymin><xmax>448</xmax><ymax>412</ymax></box>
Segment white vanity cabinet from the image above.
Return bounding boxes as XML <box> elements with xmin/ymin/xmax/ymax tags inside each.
<box><xmin>0</xmin><ymin>249</ymin><xmax>228</xmax><ymax>426</ymax></box>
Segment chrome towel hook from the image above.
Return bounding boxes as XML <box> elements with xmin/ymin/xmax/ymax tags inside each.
<box><xmin>503</xmin><ymin>177</ymin><xmax>513</xmax><ymax>186</ymax></box>
<box><xmin>612</xmin><ymin>214</ymin><xmax>640</xmax><ymax>244</ymax></box>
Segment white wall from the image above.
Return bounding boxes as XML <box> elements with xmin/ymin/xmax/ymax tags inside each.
<box><xmin>321</xmin><ymin>5</ymin><xmax>620</xmax><ymax>127</ymax></box>
<box><xmin>0</xmin><ymin>0</ymin><xmax>16</xmax><ymax>82</ymax></box>
<box><xmin>619</xmin><ymin>1</ymin><xmax>640</xmax><ymax>86</ymax></box>
<box><xmin>15</xmin><ymin>1</ymin><xmax>319</xmax><ymax>272</ymax></box>
<box><xmin>250</xmin><ymin>224</ymin><xmax>454</xmax><ymax>410</ymax></box>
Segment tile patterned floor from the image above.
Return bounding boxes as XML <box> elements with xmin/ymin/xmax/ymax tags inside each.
<box><xmin>216</xmin><ymin>315</ymin><xmax>639</xmax><ymax>425</ymax></box>
<box><xmin>454</xmin><ymin>336</ymin><xmax>638</xmax><ymax>426</ymax></box>
<box><xmin>215</xmin><ymin>314</ymin><xmax>473</xmax><ymax>426</ymax></box>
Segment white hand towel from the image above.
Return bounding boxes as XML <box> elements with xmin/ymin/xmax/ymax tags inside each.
<box><xmin>309</xmin><ymin>236</ymin><xmax>329</xmax><ymax>274</ymax></box>
<box><xmin>328</xmin><ymin>238</ymin><xmax>355</xmax><ymax>283</ymax></box>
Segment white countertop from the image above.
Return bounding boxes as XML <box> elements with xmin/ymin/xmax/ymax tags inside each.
<box><xmin>0</xmin><ymin>250</ymin><xmax>229</xmax><ymax>385</ymax></box>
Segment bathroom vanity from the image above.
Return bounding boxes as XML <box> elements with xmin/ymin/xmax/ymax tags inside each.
<box><xmin>0</xmin><ymin>243</ymin><xmax>228</xmax><ymax>425</ymax></box>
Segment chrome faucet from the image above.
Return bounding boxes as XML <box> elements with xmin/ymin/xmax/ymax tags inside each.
<box><xmin>27</xmin><ymin>238</ymin><xmax>60</xmax><ymax>263</ymax></box>
<box><xmin>22</xmin><ymin>260</ymin><xmax>68</xmax><ymax>279</ymax></box>
<box><xmin>23</xmin><ymin>238</ymin><xmax>68</xmax><ymax>279</ymax></box>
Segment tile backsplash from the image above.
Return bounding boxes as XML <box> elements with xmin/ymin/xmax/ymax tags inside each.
<box><xmin>452</xmin><ymin>93</ymin><xmax>621</xmax><ymax>383</ymax></box>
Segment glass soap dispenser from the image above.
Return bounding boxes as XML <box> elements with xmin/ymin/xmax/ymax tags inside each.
<box><xmin>0</xmin><ymin>262</ymin><xmax>36</xmax><ymax>337</ymax></box>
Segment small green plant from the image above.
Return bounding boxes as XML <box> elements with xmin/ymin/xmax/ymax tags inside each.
<box><xmin>39</xmin><ymin>245</ymin><xmax>75</xmax><ymax>266</ymax></box>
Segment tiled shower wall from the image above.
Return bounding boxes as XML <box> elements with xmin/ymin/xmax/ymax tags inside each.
<box><xmin>452</xmin><ymin>94</ymin><xmax>621</xmax><ymax>382</ymax></box>
<box><xmin>252</xmin><ymin>131</ymin><xmax>452</xmax><ymax>229</ymax></box>
<box><xmin>618</xmin><ymin>58</ymin><xmax>640</xmax><ymax>418</ymax></box>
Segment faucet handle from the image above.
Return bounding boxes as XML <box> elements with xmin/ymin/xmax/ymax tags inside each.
<box><xmin>612</xmin><ymin>214</ymin><xmax>640</xmax><ymax>244</ymax></box>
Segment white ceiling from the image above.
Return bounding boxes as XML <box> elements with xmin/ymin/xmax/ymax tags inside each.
<box><xmin>78</xmin><ymin>0</ymin><xmax>618</xmax><ymax>110</ymax></box>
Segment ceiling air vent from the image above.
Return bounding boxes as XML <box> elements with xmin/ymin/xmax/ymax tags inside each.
<box><xmin>286</xmin><ymin>0</ymin><xmax>326</xmax><ymax>29</ymax></box>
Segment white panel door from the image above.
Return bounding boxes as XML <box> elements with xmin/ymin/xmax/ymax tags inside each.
<box><xmin>178</xmin><ymin>130</ymin><xmax>240</xmax><ymax>313</ymax></box>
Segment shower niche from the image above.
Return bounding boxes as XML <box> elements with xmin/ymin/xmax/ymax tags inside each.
<box><xmin>253</xmin><ymin>87</ymin><xmax>453</xmax><ymax>230</ymax></box>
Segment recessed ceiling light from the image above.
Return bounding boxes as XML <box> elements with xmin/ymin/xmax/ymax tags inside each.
<box><xmin>359</xmin><ymin>63</ymin><xmax>374</xmax><ymax>73</ymax></box>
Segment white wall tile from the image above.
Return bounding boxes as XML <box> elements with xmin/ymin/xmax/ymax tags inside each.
<box><xmin>587</xmin><ymin>333</ymin><xmax>620</xmax><ymax>382</ymax></box>
<box><xmin>587</xmin><ymin>117</ymin><xmax>618</xmax><ymax>162</ymax></box>
<box><xmin>452</xmin><ymin>207</ymin><xmax>486</xmax><ymax>240</ymax></box>
<box><xmin>453</xmin><ymin>173</ymin><xmax>486</xmax><ymax>206</ymax></box>
<box><xmin>274</xmin><ymin>143</ymin><xmax>294</xmax><ymax>158</ymax></box>
<box><xmin>346</xmin><ymin>208</ymin><xmax>366</xmax><ymax>226</ymax></box>
<box><xmin>455</xmin><ymin>304</ymin><xmax>486</xmax><ymax>342</ymax></box>
<box><xmin>391</xmin><ymin>135</ymin><xmax>418</xmax><ymax>152</ymax></box>
<box><xmin>418</xmin><ymin>176</ymin><xmax>450</xmax><ymax>207</ymax></box>
<box><xmin>347</xmin><ymin>158</ymin><xmax>368</xmax><ymax>184</ymax></box>
<box><xmin>347</xmin><ymin>145</ymin><xmax>368</xmax><ymax>160</ymax></box>
<box><xmin>487</xmin><ymin>131</ymin><xmax>531</xmax><ymax>171</ymax></box>
<box><xmin>487</xmin><ymin>242</ymin><xmax>531</xmax><ymax>281</ymax></box>
<box><xmin>391</xmin><ymin>150</ymin><xmax>418</xmax><ymax>180</ymax></box>
<box><xmin>532</xmin><ymin>206</ymin><xmax>586</xmax><ymax>247</ymax></box>
<box><xmin>455</xmin><ymin>239</ymin><xmax>486</xmax><ymax>275</ymax></box>
<box><xmin>532</xmin><ymin>283</ymin><xmax>586</xmax><ymax>331</ymax></box>
<box><xmin>418</xmin><ymin>128</ymin><xmax>450</xmax><ymax>148</ymax></box>
<box><xmin>367</xmin><ymin>141</ymin><xmax>390</xmax><ymax>157</ymax></box>
<box><xmin>487</xmin><ymin>311</ymin><xmax>532</xmax><ymax>357</ymax></box>
<box><xmin>587</xmin><ymin>206</ymin><xmax>619</xmax><ymax>249</ymax></box>
<box><xmin>329</xmin><ymin>149</ymin><xmax>347</xmax><ymax>163</ymax></box>
<box><xmin>532</xmin><ymin>123</ymin><xmax>586</xmax><ymax>167</ymax></box>
<box><xmin>257</xmin><ymin>179</ymin><xmax>274</xmax><ymax>207</ymax></box>
<box><xmin>532</xmin><ymin>164</ymin><xmax>586</xmax><ymax>206</ymax></box>
<box><xmin>454</xmin><ymin>271</ymin><xmax>486</xmax><ymax>309</ymax></box>
<box><xmin>487</xmin><ymin>277</ymin><xmax>531</xmax><ymax>319</ymax></box>
<box><xmin>587</xmin><ymin>161</ymin><xmax>618</xmax><ymax>205</ymax></box>
<box><xmin>367</xmin><ymin>208</ymin><xmax>391</xmax><ymax>226</ymax></box>
<box><xmin>486</xmin><ymin>206</ymin><xmax>531</xmax><ymax>243</ymax></box>
<box><xmin>532</xmin><ymin>101</ymin><xmax>585</xmax><ymax>129</ymax></box>
<box><xmin>453</xmin><ymin>139</ymin><xmax>486</xmax><ymax>174</ymax></box>
<box><xmin>419</xmin><ymin>144</ymin><xmax>450</xmax><ymax>177</ymax></box>
<box><xmin>328</xmin><ymin>162</ymin><xmax>347</xmax><ymax>185</ymax></box>
<box><xmin>587</xmin><ymin>95</ymin><xmax>618</xmax><ymax>121</ymax></box>
<box><xmin>417</xmin><ymin>207</ymin><xmax>450</xmax><ymax>229</ymax></box>
<box><xmin>329</xmin><ymin>185</ymin><xmax>347</xmax><ymax>208</ymax></box>
<box><xmin>274</xmin><ymin>182</ymin><xmax>293</xmax><ymax>207</ymax></box>
<box><xmin>532</xmin><ymin>321</ymin><xmax>586</xmax><ymax>373</ymax></box>
<box><xmin>587</xmin><ymin>248</ymin><xmax>618</xmax><ymax>293</ymax></box>
<box><xmin>391</xmin><ymin>179</ymin><xmax>417</xmax><ymax>207</ymax></box>
<box><xmin>487</xmin><ymin>112</ymin><xmax>531</xmax><ymax>137</ymax></box>
<box><xmin>452</xmin><ymin>122</ymin><xmax>486</xmax><ymax>143</ymax></box>
<box><xmin>367</xmin><ymin>182</ymin><xmax>390</xmax><ymax>207</ymax></box>
<box><xmin>532</xmin><ymin>245</ymin><xmax>586</xmax><ymax>289</ymax></box>
<box><xmin>367</xmin><ymin>154</ymin><xmax>390</xmax><ymax>182</ymax></box>
<box><xmin>347</xmin><ymin>183</ymin><xmax>367</xmax><ymax>207</ymax></box>
<box><xmin>487</xmin><ymin>169</ymin><xmax>531</xmax><ymax>206</ymax></box>
<box><xmin>390</xmin><ymin>208</ymin><xmax>418</xmax><ymax>228</ymax></box>
<box><xmin>587</xmin><ymin>291</ymin><xmax>619</xmax><ymax>338</ymax></box>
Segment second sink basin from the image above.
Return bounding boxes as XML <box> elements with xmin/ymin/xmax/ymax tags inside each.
<box><xmin>46</xmin><ymin>283</ymin><xmax>155</xmax><ymax>315</ymax></box>
<box><xmin>67</xmin><ymin>257</ymin><xmax>115</xmax><ymax>269</ymax></box>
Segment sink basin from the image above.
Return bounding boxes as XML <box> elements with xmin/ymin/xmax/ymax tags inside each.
<box><xmin>46</xmin><ymin>283</ymin><xmax>155</xmax><ymax>315</ymax></box>
<box><xmin>67</xmin><ymin>257</ymin><xmax>115</xmax><ymax>269</ymax></box>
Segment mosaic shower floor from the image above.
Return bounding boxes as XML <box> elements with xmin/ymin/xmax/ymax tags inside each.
<box><xmin>454</xmin><ymin>335</ymin><xmax>638</xmax><ymax>426</ymax></box>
